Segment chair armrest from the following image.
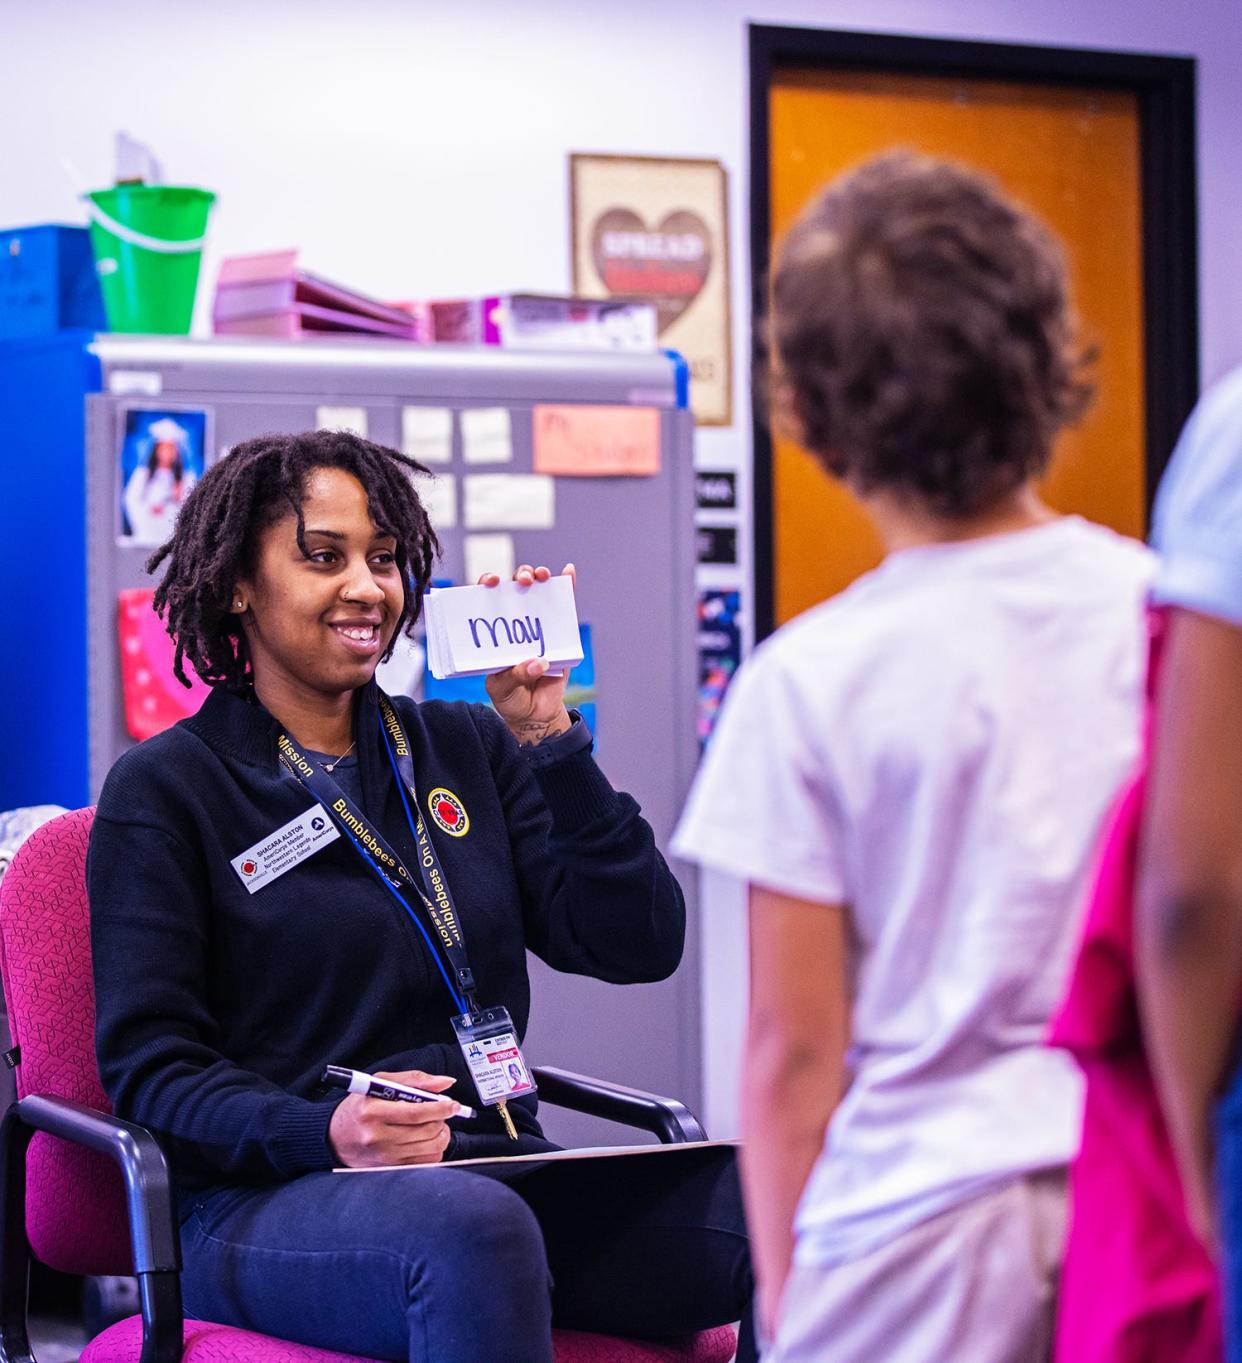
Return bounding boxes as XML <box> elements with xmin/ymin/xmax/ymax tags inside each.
<box><xmin>531</xmin><ymin>1066</ymin><xmax>707</xmax><ymax>1144</ymax></box>
<box><xmin>0</xmin><ymin>1096</ymin><xmax>184</xmax><ymax>1363</ymax></box>
<box><xmin>13</xmin><ymin>1096</ymin><xmax>180</xmax><ymax>1273</ymax></box>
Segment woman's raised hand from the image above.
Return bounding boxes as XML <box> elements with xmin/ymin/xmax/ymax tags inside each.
<box><xmin>328</xmin><ymin>1070</ymin><xmax>460</xmax><ymax>1168</ymax></box>
<box><xmin>480</xmin><ymin>563</ymin><xmax>576</xmax><ymax>746</ymax></box>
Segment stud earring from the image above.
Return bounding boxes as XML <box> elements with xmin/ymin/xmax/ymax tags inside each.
<box><xmin>233</xmin><ymin>598</ymin><xmax>244</xmax><ymax>611</ymax></box>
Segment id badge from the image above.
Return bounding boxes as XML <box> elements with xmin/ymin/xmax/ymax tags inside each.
<box><xmin>452</xmin><ymin>1006</ymin><xmax>537</xmax><ymax>1106</ymax></box>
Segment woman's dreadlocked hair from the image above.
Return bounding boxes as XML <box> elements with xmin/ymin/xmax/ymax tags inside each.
<box><xmin>146</xmin><ymin>429</ymin><xmax>440</xmax><ymax>689</ymax></box>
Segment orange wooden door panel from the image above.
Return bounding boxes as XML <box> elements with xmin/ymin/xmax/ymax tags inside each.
<box><xmin>769</xmin><ymin>70</ymin><xmax>1145</xmax><ymax>625</ymax></box>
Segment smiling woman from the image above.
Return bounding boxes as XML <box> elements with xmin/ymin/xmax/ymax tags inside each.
<box><xmin>86</xmin><ymin>429</ymin><xmax>754</xmax><ymax>1363</ymax></box>
<box><xmin>230</xmin><ymin>465</ymin><xmax>409</xmax><ymax>749</ymax></box>
<box><xmin>145</xmin><ymin>431</ymin><xmax>437</xmax><ymax>699</ymax></box>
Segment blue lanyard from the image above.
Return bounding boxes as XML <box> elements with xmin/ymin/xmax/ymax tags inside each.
<box><xmin>276</xmin><ymin>706</ymin><xmax>476</xmax><ymax>1015</ymax></box>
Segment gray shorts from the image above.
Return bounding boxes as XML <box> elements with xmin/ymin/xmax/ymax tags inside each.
<box><xmin>767</xmin><ymin>1168</ymin><xmax>1068</xmax><ymax>1363</ymax></box>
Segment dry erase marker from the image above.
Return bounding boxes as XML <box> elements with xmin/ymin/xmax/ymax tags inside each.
<box><xmin>322</xmin><ymin>1065</ymin><xmax>475</xmax><ymax>1119</ymax></box>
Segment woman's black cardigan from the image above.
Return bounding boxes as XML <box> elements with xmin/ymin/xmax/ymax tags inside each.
<box><xmin>88</xmin><ymin>681</ymin><xmax>685</xmax><ymax>1192</ymax></box>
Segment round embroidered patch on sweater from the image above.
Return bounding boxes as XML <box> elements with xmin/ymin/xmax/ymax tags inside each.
<box><xmin>427</xmin><ymin>788</ymin><xmax>470</xmax><ymax>837</ymax></box>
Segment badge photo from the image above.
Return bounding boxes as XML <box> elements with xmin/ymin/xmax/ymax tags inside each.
<box><xmin>427</xmin><ymin>787</ymin><xmax>470</xmax><ymax>837</ymax></box>
<box><xmin>452</xmin><ymin>1007</ymin><xmax>537</xmax><ymax>1106</ymax></box>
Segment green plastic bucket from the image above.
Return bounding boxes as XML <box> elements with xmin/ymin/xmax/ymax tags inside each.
<box><xmin>85</xmin><ymin>185</ymin><xmax>215</xmax><ymax>334</ymax></box>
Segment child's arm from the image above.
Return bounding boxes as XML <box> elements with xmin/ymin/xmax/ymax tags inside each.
<box><xmin>740</xmin><ymin>884</ymin><xmax>851</xmax><ymax>1340</ymax></box>
<box><xmin>1137</xmin><ymin>606</ymin><xmax>1242</xmax><ymax>1248</ymax></box>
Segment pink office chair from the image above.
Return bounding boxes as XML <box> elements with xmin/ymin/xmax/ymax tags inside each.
<box><xmin>0</xmin><ymin>810</ymin><xmax>736</xmax><ymax>1363</ymax></box>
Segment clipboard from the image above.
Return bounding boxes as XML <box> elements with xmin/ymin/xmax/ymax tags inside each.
<box><xmin>333</xmin><ymin>1137</ymin><xmax>738</xmax><ymax>1174</ymax></box>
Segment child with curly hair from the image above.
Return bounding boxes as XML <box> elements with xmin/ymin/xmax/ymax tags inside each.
<box><xmin>675</xmin><ymin>151</ymin><xmax>1153</xmax><ymax>1362</ymax></box>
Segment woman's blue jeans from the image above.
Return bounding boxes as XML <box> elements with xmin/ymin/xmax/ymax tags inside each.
<box><xmin>179</xmin><ymin>1145</ymin><xmax>754</xmax><ymax>1363</ymax></box>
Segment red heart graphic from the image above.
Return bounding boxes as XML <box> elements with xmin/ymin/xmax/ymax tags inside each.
<box><xmin>590</xmin><ymin>208</ymin><xmax>712</xmax><ymax>334</ymax></box>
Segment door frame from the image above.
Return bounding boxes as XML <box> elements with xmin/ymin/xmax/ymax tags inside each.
<box><xmin>749</xmin><ymin>24</ymin><xmax>1198</xmax><ymax>640</ymax></box>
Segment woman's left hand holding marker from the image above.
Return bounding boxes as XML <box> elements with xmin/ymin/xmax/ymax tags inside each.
<box><xmin>481</xmin><ymin>563</ymin><xmax>576</xmax><ymax>746</ymax></box>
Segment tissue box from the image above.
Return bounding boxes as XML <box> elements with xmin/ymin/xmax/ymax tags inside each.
<box><xmin>423</xmin><ymin>293</ymin><xmax>658</xmax><ymax>351</ymax></box>
<box><xmin>0</xmin><ymin>225</ymin><xmax>107</xmax><ymax>340</ymax></box>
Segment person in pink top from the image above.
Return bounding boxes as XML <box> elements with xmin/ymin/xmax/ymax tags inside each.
<box><xmin>1141</xmin><ymin>367</ymin><xmax>1242</xmax><ymax>1363</ymax></box>
<box><xmin>1052</xmin><ymin>373</ymin><xmax>1242</xmax><ymax>1363</ymax></box>
<box><xmin>1052</xmin><ymin>370</ymin><xmax>1242</xmax><ymax>1362</ymax></box>
<box><xmin>1050</xmin><ymin>624</ymin><xmax>1222</xmax><ymax>1361</ymax></box>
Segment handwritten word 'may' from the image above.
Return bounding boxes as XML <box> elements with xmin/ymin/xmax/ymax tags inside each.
<box><xmin>468</xmin><ymin>614</ymin><xmax>546</xmax><ymax>658</ymax></box>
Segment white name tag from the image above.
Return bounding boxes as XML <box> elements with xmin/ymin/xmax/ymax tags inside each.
<box><xmin>231</xmin><ymin>804</ymin><xmax>340</xmax><ymax>894</ymax></box>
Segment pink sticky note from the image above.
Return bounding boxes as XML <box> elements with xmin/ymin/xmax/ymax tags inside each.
<box><xmin>118</xmin><ymin>589</ymin><xmax>211</xmax><ymax>740</ymax></box>
<box><xmin>532</xmin><ymin>405</ymin><xmax>661</xmax><ymax>477</ymax></box>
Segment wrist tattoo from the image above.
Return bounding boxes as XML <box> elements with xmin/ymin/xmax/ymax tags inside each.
<box><xmin>512</xmin><ymin>716</ymin><xmax>569</xmax><ymax>746</ymax></box>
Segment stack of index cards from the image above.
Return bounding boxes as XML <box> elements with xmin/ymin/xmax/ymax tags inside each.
<box><xmin>424</xmin><ymin>576</ymin><xmax>584</xmax><ymax>680</ymax></box>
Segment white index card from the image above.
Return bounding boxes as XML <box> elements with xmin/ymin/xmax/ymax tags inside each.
<box><xmin>316</xmin><ymin>406</ymin><xmax>368</xmax><ymax>437</ymax></box>
<box><xmin>424</xmin><ymin>576</ymin><xmax>583</xmax><ymax>679</ymax></box>
<box><xmin>402</xmin><ymin>406</ymin><xmax>453</xmax><ymax>464</ymax></box>
<box><xmin>463</xmin><ymin>533</ymin><xmax>516</xmax><ymax>586</ymax></box>
<box><xmin>464</xmin><ymin>474</ymin><xmax>555</xmax><ymax>530</ymax></box>
<box><xmin>461</xmin><ymin>407</ymin><xmax>513</xmax><ymax>464</ymax></box>
<box><xmin>108</xmin><ymin>370</ymin><xmax>162</xmax><ymax>396</ymax></box>
<box><xmin>413</xmin><ymin>472</ymin><xmax>457</xmax><ymax>530</ymax></box>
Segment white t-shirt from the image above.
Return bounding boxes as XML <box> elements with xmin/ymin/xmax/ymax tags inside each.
<box><xmin>1150</xmin><ymin>364</ymin><xmax>1242</xmax><ymax>626</ymax></box>
<box><xmin>673</xmin><ymin>516</ymin><xmax>1153</xmax><ymax>1266</ymax></box>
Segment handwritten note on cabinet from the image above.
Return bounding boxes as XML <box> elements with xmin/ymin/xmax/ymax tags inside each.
<box><xmin>532</xmin><ymin>405</ymin><xmax>661</xmax><ymax>477</ymax></box>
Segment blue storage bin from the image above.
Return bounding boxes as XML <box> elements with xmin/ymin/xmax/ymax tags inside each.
<box><xmin>0</xmin><ymin>224</ymin><xmax>106</xmax><ymax>339</ymax></box>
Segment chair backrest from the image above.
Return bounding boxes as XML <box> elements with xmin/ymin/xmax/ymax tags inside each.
<box><xmin>0</xmin><ymin>807</ymin><xmax>132</xmax><ymax>1275</ymax></box>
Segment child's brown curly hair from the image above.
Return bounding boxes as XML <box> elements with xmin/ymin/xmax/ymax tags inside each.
<box><xmin>767</xmin><ymin>150</ymin><xmax>1094</xmax><ymax>518</ymax></box>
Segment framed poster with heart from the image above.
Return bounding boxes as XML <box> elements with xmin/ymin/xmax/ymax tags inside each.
<box><xmin>570</xmin><ymin>153</ymin><xmax>732</xmax><ymax>427</ymax></box>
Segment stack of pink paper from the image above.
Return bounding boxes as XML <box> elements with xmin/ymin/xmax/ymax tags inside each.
<box><xmin>212</xmin><ymin>251</ymin><xmax>430</xmax><ymax>340</ymax></box>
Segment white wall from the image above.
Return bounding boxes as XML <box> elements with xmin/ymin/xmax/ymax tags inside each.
<box><xmin>7</xmin><ymin>0</ymin><xmax>1242</xmax><ymax>1134</ymax></box>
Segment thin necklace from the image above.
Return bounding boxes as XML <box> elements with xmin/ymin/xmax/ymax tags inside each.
<box><xmin>322</xmin><ymin>739</ymin><xmax>357</xmax><ymax>773</ymax></box>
